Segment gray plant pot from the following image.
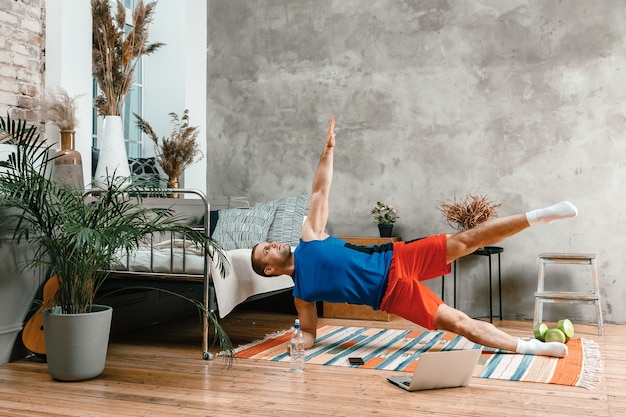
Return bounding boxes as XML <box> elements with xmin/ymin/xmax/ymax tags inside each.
<box><xmin>42</xmin><ymin>305</ymin><xmax>113</xmax><ymax>381</ymax></box>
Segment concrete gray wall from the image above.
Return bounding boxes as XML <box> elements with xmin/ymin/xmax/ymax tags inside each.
<box><xmin>206</xmin><ymin>1</ymin><xmax>626</xmax><ymax>324</ymax></box>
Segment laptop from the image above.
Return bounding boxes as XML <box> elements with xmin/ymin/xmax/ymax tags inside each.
<box><xmin>386</xmin><ymin>349</ymin><xmax>482</xmax><ymax>391</ymax></box>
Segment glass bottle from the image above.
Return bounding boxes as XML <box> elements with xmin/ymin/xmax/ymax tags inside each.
<box><xmin>290</xmin><ymin>318</ymin><xmax>305</xmax><ymax>372</ymax></box>
<box><xmin>53</xmin><ymin>130</ymin><xmax>84</xmax><ymax>191</ymax></box>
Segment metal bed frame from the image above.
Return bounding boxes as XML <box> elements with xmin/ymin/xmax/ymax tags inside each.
<box><xmin>88</xmin><ymin>188</ymin><xmax>218</xmax><ymax>360</ymax></box>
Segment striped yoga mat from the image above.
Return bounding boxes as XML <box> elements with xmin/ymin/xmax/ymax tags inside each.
<box><xmin>232</xmin><ymin>325</ymin><xmax>602</xmax><ymax>389</ymax></box>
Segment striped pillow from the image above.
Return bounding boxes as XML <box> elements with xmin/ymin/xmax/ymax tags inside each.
<box><xmin>211</xmin><ymin>204</ymin><xmax>278</xmax><ymax>250</ymax></box>
<box><xmin>260</xmin><ymin>194</ymin><xmax>309</xmax><ymax>247</ymax></box>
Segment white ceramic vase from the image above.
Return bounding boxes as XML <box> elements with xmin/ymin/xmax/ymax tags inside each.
<box><xmin>93</xmin><ymin>115</ymin><xmax>130</xmax><ymax>188</ymax></box>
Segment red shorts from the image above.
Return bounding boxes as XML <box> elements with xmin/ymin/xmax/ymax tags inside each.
<box><xmin>379</xmin><ymin>234</ymin><xmax>451</xmax><ymax>330</ymax></box>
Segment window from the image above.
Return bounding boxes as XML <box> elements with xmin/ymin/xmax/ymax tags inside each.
<box><xmin>123</xmin><ymin>39</ymin><xmax>143</xmax><ymax>159</ymax></box>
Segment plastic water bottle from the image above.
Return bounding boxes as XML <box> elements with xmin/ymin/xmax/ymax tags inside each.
<box><xmin>290</xmin><ymin>318</ymin><xmax>305</xmax><ymax>372</ymax></box>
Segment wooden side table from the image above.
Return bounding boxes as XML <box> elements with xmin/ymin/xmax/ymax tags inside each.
<box><xmin>322</xmin><ymin>236</ymin><xmax>401</xmax><ymax>321</ymax></box>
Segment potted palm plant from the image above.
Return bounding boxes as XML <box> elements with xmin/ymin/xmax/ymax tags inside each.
<box><xmin>0</xmin><ymin>118</ymin><xmax>232</xmax><ymax>381</ymax></box>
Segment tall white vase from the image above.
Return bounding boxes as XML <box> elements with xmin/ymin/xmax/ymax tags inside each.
<box><xmin>93</xmin><ymin>115</ymin><xmax>131</xmax><ymax>188</ymax></box>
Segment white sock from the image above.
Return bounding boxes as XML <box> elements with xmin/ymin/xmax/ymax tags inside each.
<box><xmin>526</xmin><ymin>201</ymin><xmax>578</xmax><ymax>225</ymax></box>
<box><xmin>515</xmin><ymin>338</ymin><xmax>568</xmax><ymax>358</ymax></box>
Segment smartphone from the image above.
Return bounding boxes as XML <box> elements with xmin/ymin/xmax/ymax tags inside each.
<box><xmin>348</xmin><ymin>357</ymin><xmax>365</xmax><ymax>366</ymax></box>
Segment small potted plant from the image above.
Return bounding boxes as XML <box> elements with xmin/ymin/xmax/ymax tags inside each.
<box><xmin>437</xmin><ymin>192</ymin><xmax>502</xmax><ymax>231</ymax></box>
<box><xmin>133</xmin><ymin>109</ymin><xmax>203</xmax><ymax>197</ymax></box>
<box><xmin>371</xmin><ymin>201</ymin><xmax>399</xmax><ymax>237</ymax></box>
<box><xmin>0</xmin><ymin>121</ymin><xmax>232</xmax><ymax>380</ymax></box>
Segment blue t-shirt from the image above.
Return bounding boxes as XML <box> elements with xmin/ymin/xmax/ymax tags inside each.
<box><xmin>292</xmin><ymin>236</ymin><xmax>393</xmax><ymax>310</ymax></box>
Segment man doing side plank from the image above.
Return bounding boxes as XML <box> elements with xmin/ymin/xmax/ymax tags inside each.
<box><xmin>251</xmin><ymin>115</ymin><xmax>577</xmax><ymax>358</ymax></box>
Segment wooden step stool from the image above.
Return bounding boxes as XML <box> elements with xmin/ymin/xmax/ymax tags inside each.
<box><xmin>533</xmin><ymin>253</ymin><xmax>603</xmax><ymax>335</ymax></box>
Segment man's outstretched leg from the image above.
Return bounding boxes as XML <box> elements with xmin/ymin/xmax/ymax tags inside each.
<box><xmin>446</xmin><ymin>201</ymin><xmax>577</xmax><ymax>263</ymax></box>
<box><xmin>435</xmin><ymin>201</ymin><xmax>577</xmax><ymax>357</ymax></box>
<box><xmin>434</xmin><ymin>304</ymin><xmax>568</xmax><ymax>357</ymax></box>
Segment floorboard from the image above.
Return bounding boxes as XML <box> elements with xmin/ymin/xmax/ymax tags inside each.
<box><xmin>0</xmin><ymin>310</ymin><xmax>623</xmax><ymax>416</ymax></box>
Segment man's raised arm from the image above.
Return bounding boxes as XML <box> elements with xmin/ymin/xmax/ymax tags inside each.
<box><xmin>300</xmin><ymin>114</ymin><xmax>336</xmax><ymax>242</ymax></box>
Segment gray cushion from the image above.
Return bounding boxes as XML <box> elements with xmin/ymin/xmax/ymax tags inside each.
<box><xmin>257</xmin><ymin>194</ymin><xmax>308</xmax><ymax>247</ymax></box>
<box><xmin>211</xmin><ymin>204</ymin><xmax>278</xmax><ymax>250</ymax></box>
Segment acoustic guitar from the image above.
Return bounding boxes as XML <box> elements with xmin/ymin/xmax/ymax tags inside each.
<box><xmin>22</xmin><ymin>276</ymin><xmax>60</xmax><ymax>356</ymax></box>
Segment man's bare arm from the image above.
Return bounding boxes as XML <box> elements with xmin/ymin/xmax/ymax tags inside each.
<box><xmin>301</xmin><ymin>115</ymin><xmax>336</xmax><ymax>242</ymax></box>
<box><xmin>294</xmin><ymin>297</ymin><xmax>318</xmax><ymax>349</ymax></box>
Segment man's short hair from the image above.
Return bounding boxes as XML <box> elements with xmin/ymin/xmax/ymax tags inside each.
<box><xmin>250</xmin><ymin>243</ymin><xmax>270</xmax><ymax>277</ymax></box>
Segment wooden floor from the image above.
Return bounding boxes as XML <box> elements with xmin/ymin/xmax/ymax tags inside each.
<box><xmin>0</xmin><ymin>310</ymin><xmax>624</xmax><ymax>417</ymax></box>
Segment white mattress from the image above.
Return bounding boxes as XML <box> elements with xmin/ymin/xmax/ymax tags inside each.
<box><xmin>113</xmin><ymin>239</ymin><xmax>206</xmax><ymax>274</ymax></box>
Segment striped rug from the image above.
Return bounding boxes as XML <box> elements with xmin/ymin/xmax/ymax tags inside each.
<box><xmin>232</xmin><ymin>325</ymin><xmax>602</xmax><ymax>389</ymax></box>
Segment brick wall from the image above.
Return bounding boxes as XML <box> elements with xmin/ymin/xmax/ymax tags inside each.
<box><xmin>0</xmin><ymin>0</ymin><xmax>45</xmax><ymax>122</ymax></box>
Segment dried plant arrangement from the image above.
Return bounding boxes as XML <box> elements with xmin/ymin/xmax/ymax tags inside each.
<box><xmin>92</xmin><ymin>0</ymin><xmax>164</xmax><ymax>116</ymax></box>
<box><xmin>438</xmin><ymin>192</ymin><xmax>502</xmax><ymax>231</ymax></box>
<box><xmin>134</xmin><ymin>109</ymin><xmax>203</xmax><ymax>183</ymax></box>
<box><xmin>40</xmin><ymin>87</ymin><xmax>81</xmax><ymax>131</ymax></box>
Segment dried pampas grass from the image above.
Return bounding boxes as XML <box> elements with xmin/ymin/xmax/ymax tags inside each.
<box><xmin>92</xmin><ymin>0</ymin><xmax>164</xmax><ymax>116</ymax></box>
<box><xmin>438</xmin><ymin>193</ymin><xmax>502</xmax><ymax>231</ymax></box>
<box><xmin>134</xmin><ymin>109</ymin><xmax>202</xmax><ymax>181</ymax></box>
<box><xmin>40</xmin><ymin>87</ymin><xmax>81</xmax><ymax>131</ymax></box>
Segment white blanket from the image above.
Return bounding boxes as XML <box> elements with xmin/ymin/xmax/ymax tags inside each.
<box><xmin>210</xmin><ymin>249</ymin><xmax>294</xmax><ymax>318</ymax></box>
<box><xmin>113</xmin><ymin>240</ymin><xmax>294</xmax><ymax>318</ymax></box>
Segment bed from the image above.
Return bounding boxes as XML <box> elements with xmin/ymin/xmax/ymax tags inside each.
<box><xmin>102</xmin><ymin>189</ymin><xmax>307</xmax><ymax>359</ymax></box>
